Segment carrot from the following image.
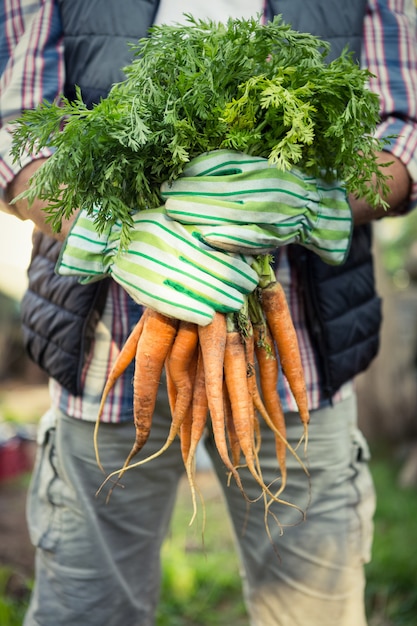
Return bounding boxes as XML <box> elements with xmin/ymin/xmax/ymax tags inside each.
<box><xmin>164</xmin><ymin>347</ymin><xmax>177</xmax><ymax>419</ymax></box>
<box><xmin>179</xmin><ymin>399</ymin><xmax>193</xmax><ymax>467</ymax></box>
<box><xmin>165</xmin><ymin>321</ymin><xmax>198</xmax><ymax>416</ymax></box>
<box><xmin>245</xmin><ymin>324</ymin><xmax>308</xmax><ymax>535</ymax></box>
<box><xmin>252</xmin><ymin>319</ymin><xmax>288</xmax><ymax>491</ymax></box>
<box><xmin>223</xmin><ymin>320</ymin><xmax>265</xmax><ymax>493</ymax></box>
<box><xmin>243</xmin><ymin>331</ymin><xmax>262</xmax><ymax>456</ymax></box>
<box><xmin>100</xmin><ymin>318</ymin><xmax>199</xmax><ymax>499</ymax></box>
<box><xmin>130</xmin><ymin>319</ymin><xmax>199</xmax><ymax>467</ymax></box>
<box><xmin>185</xmin><ymin>348</ymin><xmax>209</xmax><ymax>525</ymax></box>
<box><xmin>227</xmin><ymin>312</ymin><xmax>306</xmax><ymax>515</ymax></box>
<box><xmin>94</xmin><ymin>308</ymin><xmax>148</xmax><ymax>472</ymax></box>
<box><xmin>171</xmin><ymin>323</ymin><xmax>199</xmax><ymax>465</ymax></box>
<box><xmin>224</xmin><ymin>383</ymin><xmax>241</xmax><ymax>468</ymax></box>
<box><xmin>261</xmin><ymin>280</ymin><xmax>310</xmax><ymax>444</ymax></box>
<box><xmin>249</xmin><ymin>388</ymin><xmax>262</xmax><ymax>457</ymax></box>
<box><xmin>188</xmin><ymin>349</ymin><xmax>209</xmax><ymax>461</ymax></box>
<box><xmin>243</xmin><ymin>322</ymin><xmax>287</xmax><ymax>499</ymax></box>
<box><xmin>105</xmin><ymin>309</ymin><xmax>179</xmax><ymax>488</ymax></box>
<box><xmin>198</xmin><ymin>312</ymin><xmax>243</xmax><ymax>492</ymax></box>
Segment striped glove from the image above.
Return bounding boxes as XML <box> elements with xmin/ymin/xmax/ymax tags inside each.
<box><xmin>56</xmin><ymin>207</ymin><xmax>258</xmax><ymax>326</ymax></box>
<box><xmin>161</xmin><ymin>150</ymin><xmax>353</xmax><ymax>265</ymax></box>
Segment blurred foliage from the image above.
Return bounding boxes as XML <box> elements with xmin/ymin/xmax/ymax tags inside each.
<box><xmin>366</xmin><ymin>448</ymin><xmax>417</xmax><ymax>625</ymax></box>
<box><xmin>0</xmin><ymin>568</ymin><xmax>30</xmax><ymax>626</ymax></box>
<box><xmin>377</xmin><ymin>211</ymin><xmax>417</xmax><ymax>281</ymax></box>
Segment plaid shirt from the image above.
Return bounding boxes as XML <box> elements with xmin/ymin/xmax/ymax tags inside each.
<box><xmin>0</xmin><ymin>0</ymin><xmax>63</xmax><ymax>195</ymax></box>
<box><xmin>2</xmin><ymin>0</ymin><xmax>417</xmax><ymax>422</ymax></box>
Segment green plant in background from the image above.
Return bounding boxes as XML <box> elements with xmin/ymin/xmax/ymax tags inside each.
<box><xmin>0</xmin><ymin>567</ymin><xmax>31</xmax><ymax>626</ymax></box>
<box><xmin>377</xmin><ymin>210</ymin><xmax>417</xmax><ymax>280</ymax></box>
<box><xmin>365</xmin><ymin>452</ymin><xmax>417</xmax><ymax>626</ymax></box>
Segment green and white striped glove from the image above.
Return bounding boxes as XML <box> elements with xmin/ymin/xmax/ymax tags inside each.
<box><xmin>56</xmin><ymin>207</ymin><xmax>259</xmax><ymax>326</ymax></box>
<box><xmin>161</xmin><ymin>150</ymin><xmax>353</xmax><ymax>265</ymax></box>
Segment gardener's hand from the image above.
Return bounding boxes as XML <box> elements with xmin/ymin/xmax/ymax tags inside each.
<box><xmin>56</xmin><ymin>207</ymin><xmax>258</xmax><ymax>326</ymax></box>
<box><xmin>161</xmin><ymin>150</ymin><xmax>353</xmax><ymax>265</ymax></box>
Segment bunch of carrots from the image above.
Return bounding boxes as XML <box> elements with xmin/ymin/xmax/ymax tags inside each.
<box><xmin>95</xmin><ymin>255</ymin><xmax>310</xmax><ymax>523</ymax></box>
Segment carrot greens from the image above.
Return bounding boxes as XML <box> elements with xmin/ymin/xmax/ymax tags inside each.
<box><xmin>11</xmin><ymin>14</ymin><xmax>389</xmax><ymax>248</ymax></box>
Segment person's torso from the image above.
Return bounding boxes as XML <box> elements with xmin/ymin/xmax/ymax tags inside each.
<box><xmin>27</xmin><ymin>0</ymin><xmax>377</xmax><ymax>421</ymax></box>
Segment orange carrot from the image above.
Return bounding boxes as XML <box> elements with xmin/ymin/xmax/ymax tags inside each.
<box><xmin>188</xmin><ymin>349</ymin><xmax>209</xmax><ymax>461</ymax></box>
<box><xmin>116</xmin><ymin>310</ymin><xmax>178</xmax><ymax>473</ymax></box>
<box><xmin>171</xmin><ymin>323</ymin><xmax>199</xmax><ymax>465</ymax></box>
<box><xmin>94</xmin><ymin>309</ymin><xmax>148</xmax><ymax>472</ymax></box>
<box><xmin>164</xmin><ymin>347</ymin><xmax>177</xmax><ymax>418</ymax></box>
<box><xmin>243</xmin><ymin>324</ymin><xmax>265</xmax><ymax>457</ymax></box>
<box><xmin>261</xmin><ymin>280</ymin><xmax>310</xmax><ymax>443</ymax></box>
<box><xmin>169</xmin><ymin>321</ymin><xmax>199</xmax><ymax>406</ymax></box>
<box><xmin>133</xmin><ymin>319</ymin><xmax>199</xmax><ymax>468</ymax></box>
<box><xmin>224</xmin><ymin>383</ymin><xmax>241</xmax><ymax>468</ymax></box>
<box><xmin>252</xmin><ymin>319</ymin><xmax>287</xmax><ymax>490</ymax></box>
<box><xmin>185</xmin><ymin>348</ymin><xmax>209</xmax><ymax>524</ymax></box>
<box><xmin>179</xmin><ymin>403</ymin><xmax>193</xmax><ymax>465</ymax></box>
<box><xmin>243</xmin><ymin>318</ymin><xmax>307</xmax><ymax>520</ymax></box>
<box><xmin>226</xmin><ymin>316</ymin><xmax>302</xmax><ymax>509</ymax></box>
<box><xmin>223</xmin><ymin>322</ymin><xmax>265</xmax><ymax>492</ymax></box>
<box><xmin>198</xmin><ymin>312</ymin><xmax>243</xmax><ymax>492</ymax></box>
<box><xmin>101</xmin><ymin>319</ymin><xmax>200</xmax><ymax>496</ymax></box>
<box><xmin>138</xmin><ymin>324</ymin><xmax>197</xmax><ymax>469</ymax></box>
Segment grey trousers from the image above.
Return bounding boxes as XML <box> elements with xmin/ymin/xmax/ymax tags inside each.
<box><xmin>24</xmin><ymin>391</ymin><xmax>375</xmax><ymax>626</ymax></box>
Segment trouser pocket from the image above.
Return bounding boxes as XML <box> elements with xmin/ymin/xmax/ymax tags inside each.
<box><xmin>350</xmin><ymin>427</ymin><xmax>376</xmax><ymax>564</ymax></box>
<box><xmin>26</xmin><ymin>409</ymin><xmax>61</xmax><ymax>551</ymax></box>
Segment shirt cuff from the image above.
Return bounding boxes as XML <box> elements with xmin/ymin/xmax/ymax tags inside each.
<box><xmin>0</xmin><ymin>124</ymin><xmax>54</xmax><ymax>202</ymax></box>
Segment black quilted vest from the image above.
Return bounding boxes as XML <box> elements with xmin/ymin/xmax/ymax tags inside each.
<box><xmin>21</xmin><ymin>0</ymin><xmax>380</xmax><ymax>399</ymax></box>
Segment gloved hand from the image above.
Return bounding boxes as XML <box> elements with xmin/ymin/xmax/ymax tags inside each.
<box><xmin>161</xmin><ymin>150</ymin><xmax>353</xmax><ymax>265</ymax></box>
<box><xmin>56</xmin><ymin>207</ymin><xmax>259</xmax><ymax>326</ymax></box>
